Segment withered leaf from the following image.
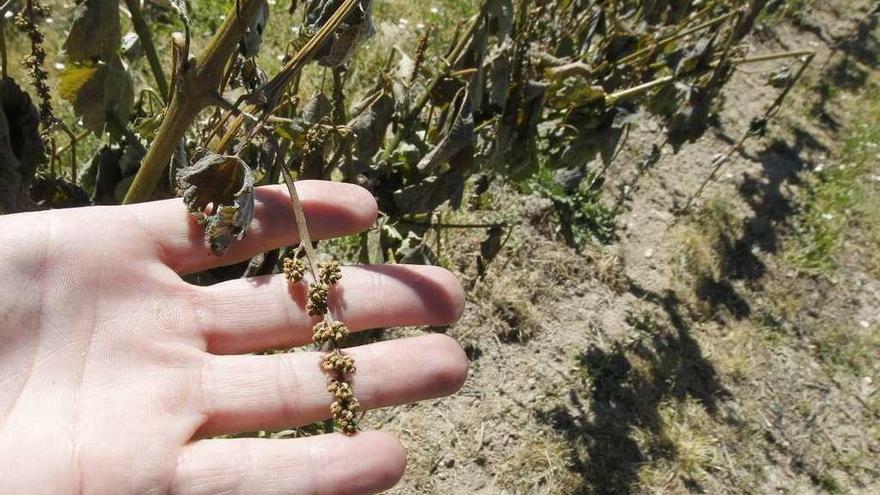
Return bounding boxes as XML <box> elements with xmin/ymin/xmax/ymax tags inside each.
<box><xmin>176</xmin><ymin>151</ymin><xmax>256</xmax><ymax>255</ymax></box>
<box><xmin>63</xmin><ymin>0</ymin><xmax>121</xmax><ymax>62</ymax></box>
<box><xmin>492</xmin><ymin>80</ymin><xmax>548</xmax><ymax>179</ymax></box>
<box><xmin>30</xmin><ymin>175</ymin><xmax>90</xmax><ymax>209</ymax></box>
<box><xmin>396</xmin><ymin>232</ymin><xmax>439</xmax><ymax>265</ymax></box>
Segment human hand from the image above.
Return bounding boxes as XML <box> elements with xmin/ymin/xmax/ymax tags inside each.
<box><xmin>0</xmin><ymin>181</ymin><xmax>467</xmax><ymax>494</ymax></box>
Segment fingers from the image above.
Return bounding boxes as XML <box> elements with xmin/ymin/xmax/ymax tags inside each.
<box><xmin>197</xmin><ymin>265</ymin><xmax>465</xmax><ymax>354</ymax></box>
<box><xmin>173</xmin><ymin>431</ymin><xmax>405</xmax><ymax>495</ymax></box>
<box><xmin>195</xmin><ymin>334</ymin><xmax>467</xmax><ymax>437</ymax></box>
<box><xmin>129</xmin><ymin>181</ymin><xmax>377</xmax><ymax>274</ymax></box>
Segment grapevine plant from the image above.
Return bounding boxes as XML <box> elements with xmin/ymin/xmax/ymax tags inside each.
<box><xmin>0</xmin><ymin>0</ymin><xmax>812</xmax><ymax>433</ymax></box>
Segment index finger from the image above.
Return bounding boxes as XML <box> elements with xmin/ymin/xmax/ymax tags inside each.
<box><xmin>127</xmin><ymin>181</ymin><xmax>378</xmax><ymax>274</ymax></box>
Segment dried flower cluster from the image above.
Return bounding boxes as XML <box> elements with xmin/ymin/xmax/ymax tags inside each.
<box><xmin>283</xmin><ymin>251</ymin><xmax>360</xmax><ymax>434</ymax></box>
<box><xmin>13</xmin><ymin>0</ymin><xmax>53</xmax><ymax>127</ymax></box>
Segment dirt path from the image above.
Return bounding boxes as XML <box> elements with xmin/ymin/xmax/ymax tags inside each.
<box><xmin>375</xmin><ymin>3</ymin><xmax>880</xmax><ymax>493</ymax></box>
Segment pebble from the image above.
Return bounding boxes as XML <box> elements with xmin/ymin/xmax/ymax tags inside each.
<box><xmin>644</xmin><ymin>248</ymin><xmax>654</xmax><ymax>259</ymax></box>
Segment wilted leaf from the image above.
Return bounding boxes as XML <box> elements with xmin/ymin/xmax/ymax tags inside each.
<box><xmin>135</xmin><ymin>113</ymin><xmax>164</xmax><ymax>140</ymax></box>
<box><xmin>30</xmin><ymin>175</ymin><xmax>90</xmax><ymax>209</ymax></box>
<box><xmin>347</xmin><ymin>92</ymin><xmax>394</xmax><ymax>168</ymax></box>
<box><xmin>239</xmin><ymin>0</ymin><xmax>270</xmax><ymax>58</ymax></box>
<box><xmin>480</xmin><ymin>224</ymin><xmax>505</xmax><ymax>261</ymax></box>
<box><xmin>308</xmin><ymin>0</ymin><xmax>376</xmax><ymax>68</ymax></box>
<box><xmin>176</xmin><ymin>151</ymin><xmax>256</xmax><ymax>255</ymax></box>
<box><xmin>58</xmin><ymin>56</ymin><xmax>135</xmax><ymax>137</ymax></box>
<box><xmin>667</xmin><ymin>35</ymin><xmax>716</xmax><ymax>76</ymax></box>
<box><xmin>396</xmin><ymin>232</ymin><xmax>439</xmax><ymax>265</ymax></box>
<box><xmin>303</xmin><ymin>92</ymin><xmax>333</xmax><ymax>125</ymax></box>
<box><xmin>492</xmin><ymin>80</ymin><xmax>548</xmax><ymax>179</ymax></box>
<box><xmin>82</xmin><ymin>140</ymin><xmax>144</xmax><ymax>205</ymax></box>
<box><xmin>0</xmin><ymin>78</ymin><xmax>44</xmax><ymax>213</ymax></box>
<box><xmin>417</xmin><ymin>89</ymin><xmax>475</xmax><ymax>175</ymax></box>
<box><xmin>392</xmin><ymin>171</ymin><xmax>465</xmax><ymax>214</ymax></box>
<box><xmin>63</xmin><ymin>0</ymin><xmax>121</xmax><ymax>62</ymax></box>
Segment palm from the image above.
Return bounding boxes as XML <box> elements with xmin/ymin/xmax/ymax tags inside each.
<box><xmin>0</xmin><ymin>181</ymin><xmax>466</xmax><ymax>495</ymax></box>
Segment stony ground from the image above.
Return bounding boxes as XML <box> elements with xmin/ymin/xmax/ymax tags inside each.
<box><xmin>366</xmin><ymin>2</ymin><xmax>880</xmax><ymax>493</ymax></box>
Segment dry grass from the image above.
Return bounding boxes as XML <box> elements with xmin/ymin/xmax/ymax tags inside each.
<box><xmin>494</xmin><ymin>433</ymin><xmax>583</xmax><ymax>495</ymax></box>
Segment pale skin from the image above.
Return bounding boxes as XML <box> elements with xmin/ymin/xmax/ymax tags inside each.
<box><xmin>0</xmin><ymin>181</ymin><xmax>468</xmax><ymax>494</ymax></box>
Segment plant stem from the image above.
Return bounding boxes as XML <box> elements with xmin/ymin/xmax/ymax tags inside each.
<box><xmin>607</xmin><ymin>76</ymin><xmax>674</xmax><ymax>104</ymax></box>
<box><xmin>122</xmin><ymin>0</ymin><xmax>268</xmax><ymax>204</ymax></box>
<box><xmin>123</xmin><ymin>0</ymin><xmax>169</xmax><ymax>100</ymax></box>
<box><xmin>731</xmin><ymin>50</ymin><xmax>815</xmax><ymax>65</ymax></box>
<box><xmin>279</xmin><ymin>160</ymin><xmax>336</xmax><ymax>323</ymax></box>
<box><xmin>0</xmin><ymin>6</ymin><xmax>7</xmax><ymax>79</ymax></box>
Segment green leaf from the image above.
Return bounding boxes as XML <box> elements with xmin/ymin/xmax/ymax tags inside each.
<box><xmin>58</xmin><ymin>56</ymin><xmax>134</xmax><ymax>137</ymax></box>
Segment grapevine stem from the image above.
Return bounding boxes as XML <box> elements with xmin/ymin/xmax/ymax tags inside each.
<box><xmin>122</xmin><ymin>0</ymin><xmax>269</xmax><ymax>204</ymax></box>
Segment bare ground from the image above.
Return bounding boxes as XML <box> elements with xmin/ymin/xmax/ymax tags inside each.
<box><xmin>368</xmin><ymin>2</ymin><xmax>880</xmax><ymax>493</ymax></box>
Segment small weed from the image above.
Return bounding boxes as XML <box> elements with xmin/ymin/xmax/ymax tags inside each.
<box><xmin>531</xmin><ymin>168</ymin><xmax>618</xmax><ymax>248</ymax></box>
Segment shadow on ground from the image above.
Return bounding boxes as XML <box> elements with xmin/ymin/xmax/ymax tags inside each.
<box><xmin>537</xmin><ymin>287</ymin><xmax>731</xmax><ymax>494</ymax></box>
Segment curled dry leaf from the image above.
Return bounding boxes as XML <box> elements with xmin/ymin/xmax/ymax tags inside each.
<box><xmin>302</xmin><ymin>92</ymin><xmax>333</xmax><ymax>125</ymax></box>
<box><xmin>176</xmin><ymin>151</ymin><xmax>256</xmax><ymax>255</ymax></box>
<box><xmin>493</xmin><ymin>80</ymin><xmax>549</xmax><ymax>179</ymax></box>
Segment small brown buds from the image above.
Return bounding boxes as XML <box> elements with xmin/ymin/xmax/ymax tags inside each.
<box><xmin>307</xmin><ymin>281</ymin><xmax>329</xmax><ymax>316</ymax></box>
<box><xmin>281</xmin><ymin>248</ymin><xmax>357</xmax><ymax>434</ymax></box>
<box><xmin>330</xmin><ymin>397</ymin><xmax>362</xmax><ymax>435</ymax></box>
<box><xmin>283</xmin><ymin>256</ymin><xmax>306</xmax><ymax>283</ymax></box>
<box><xmin>313</xmin><ymin>320</ymin><xmax>350</xmax><ymax>345</ymax></box>
<box><xmin>322</xmin><ymin>349</ymin><xmax>355</xmax><ymax>374</ymax></box>
<box><xmin>318</xmin><ymin>260</ymin><xmax>342</xmax><ymax>285</ymax></box>
<box><xmin>327</xmin><ymin>379</ymin><xmax>354</xmax><ymax>400</ymax></box>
